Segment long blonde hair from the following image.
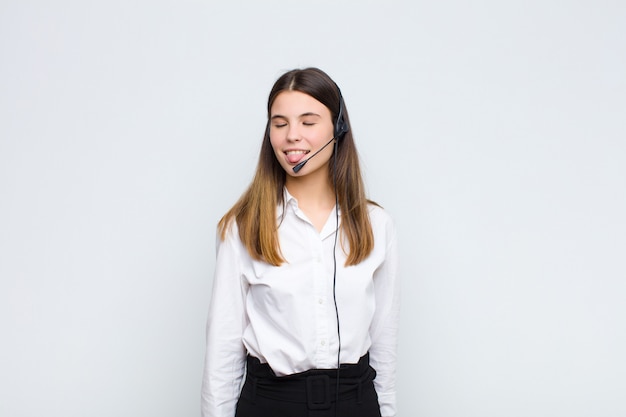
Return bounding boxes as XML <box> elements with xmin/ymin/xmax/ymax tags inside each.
<box><xmin>218</xmin><ymin>68</ymin><xmax>374</xmax><ymax>266</ymax></box>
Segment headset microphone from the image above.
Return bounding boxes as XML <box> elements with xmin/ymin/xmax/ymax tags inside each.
<box><xmin>292</xmin><ymin>136</ymin><xmax>336</xmax><ymax>173</ymax></box>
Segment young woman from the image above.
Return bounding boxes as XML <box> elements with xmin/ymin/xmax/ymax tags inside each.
<box><xmin>201</xmin><ymin>67</ymin><xmax>399</xmax><ymax>417</ymax></box>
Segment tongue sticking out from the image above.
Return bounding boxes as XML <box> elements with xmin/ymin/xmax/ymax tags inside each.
<box><xmin>286</xmin><ymin>152</ymin><xmax>307</xmax><ymax>164</ymax></box>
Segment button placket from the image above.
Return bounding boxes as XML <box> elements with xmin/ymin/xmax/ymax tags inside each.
<box><xmin>311</xmin><ymin>228</ymin><xmax>329</xmax><ymax>363</ymax></box>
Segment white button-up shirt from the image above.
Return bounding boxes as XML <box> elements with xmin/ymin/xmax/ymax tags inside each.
<box><xmin>202</xmin><ymin>190</ymin><xmax>400</xmax><ymax>417</ymax></box>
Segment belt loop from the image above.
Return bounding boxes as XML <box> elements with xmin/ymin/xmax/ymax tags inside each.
<box><xmin>306</xmin><ymin>375</ymin><xmax>331</xmax><ymax>410</ymax></box>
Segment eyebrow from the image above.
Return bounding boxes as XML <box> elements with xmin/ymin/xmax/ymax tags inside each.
<box><xmin>270</xmin><ymin>112</ymin><xmax>322</xmax><ymax>120</ymax></box>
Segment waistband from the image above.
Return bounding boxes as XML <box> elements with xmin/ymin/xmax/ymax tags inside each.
<box><xmin>242</xmin><ymin>353</ymin><xmax>376</xmax><ymax>409</ymax></box>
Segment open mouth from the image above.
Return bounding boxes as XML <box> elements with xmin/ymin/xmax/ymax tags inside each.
<box><xmin>285</xmin><ymin>150</ymin><xmax>310</xmax><ymax>164</ymax></box>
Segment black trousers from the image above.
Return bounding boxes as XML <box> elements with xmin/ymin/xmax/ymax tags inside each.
<box><xmin>235</xmin><ymin>353</ymin><xmax>382</xmax><ymax>417</ymax></box>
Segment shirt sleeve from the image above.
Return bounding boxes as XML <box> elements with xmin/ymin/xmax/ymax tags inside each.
<box><xmin>201</xmin><ymin>225</ymin><xmax>248</xmax><ymax>417</ymax></box>
<box><xmin>368</xmin><ymin>213</ymin><xmax>400</xmax><ymax>417</ymax></box>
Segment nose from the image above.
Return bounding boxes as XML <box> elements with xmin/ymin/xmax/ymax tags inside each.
<box><xmin>286</xmin><ymin>123</ymin><xmax>301</xmax><ymax>142</ymax></box>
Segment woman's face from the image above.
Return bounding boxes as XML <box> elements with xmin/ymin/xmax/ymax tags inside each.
<box><xmin>269</xmin><ymin>91</ymin><xmax>335</xmax><ymax>177</ymax></box>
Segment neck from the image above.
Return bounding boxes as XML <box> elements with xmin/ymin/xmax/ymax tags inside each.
<box><xmin>285</xmin><ymin>168</ymin><xmax>335</xmax><ymax>210</ymax></box>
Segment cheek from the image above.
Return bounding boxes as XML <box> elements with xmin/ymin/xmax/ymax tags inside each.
<box><xmin>269</xmin><ymin>127</ymin><xmax>283</xmax><ymax>147</ymax></box>
<box><xmin>269</xmin><ymin>137</ymin><xmax>286</xmax><ymax>163</ymax></box>
<box><xmin>320</xmin><ymin>124</ymin><xmax>334</xmax><ymax>141</ymax></box>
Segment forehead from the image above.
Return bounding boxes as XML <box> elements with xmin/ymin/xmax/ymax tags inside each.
<box><xmin>270</xmin><ymin>91</ymin><xmax>331</xmax><ymax>117</ymax></box>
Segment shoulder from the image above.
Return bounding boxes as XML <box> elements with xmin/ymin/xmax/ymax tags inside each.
<box><xmin>216</xmin><ymin>218</ymin><xmax>243</xmax><ymax>252</ymax></box>
<box><xmin>367</xmin><ymin>202</ymin><xmax>396</xmax><ymax>239</ymax></box>
<box><xmin>367</xmin><ymin>202</ymin><xmax>394</xmax><ymax>226</ymax></box>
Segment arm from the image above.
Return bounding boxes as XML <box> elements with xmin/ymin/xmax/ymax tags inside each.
<box><xmin>201</xmin><ymin>226</ymin><xmax>248</xmax><ymax>417</ymax></box>
<box><xmin>369</xmin><ymin>215</ymin><xmax>400</xmax><ymax>417</ymax></box>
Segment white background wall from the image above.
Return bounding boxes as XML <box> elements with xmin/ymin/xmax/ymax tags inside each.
<box><xmin>1</xmin><ymin>1</ymin><xmax>625</xmax><ymax>416</ymax></box>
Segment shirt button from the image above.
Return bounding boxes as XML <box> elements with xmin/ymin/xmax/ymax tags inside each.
<box><xmin>321</xmin><ymin>340</ymin><xmax>326</xmax><ymax>346</ymax></box>
<box><xmin>318</xmin><ymin>298</ymin><xmax>324</xmax><ymax>304</ymax></box>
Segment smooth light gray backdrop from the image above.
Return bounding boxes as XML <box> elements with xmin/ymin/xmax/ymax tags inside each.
<box><xmin>1</xmin><ymin>1</ymin><xmax>625</xmax><ymax>416</ymax></box>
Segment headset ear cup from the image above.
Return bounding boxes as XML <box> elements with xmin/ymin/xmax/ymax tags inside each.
<box><xmin>334</xmin><ymin>93</ymin><xmax>349</xmax><ymax>140</ymax></box>
<box><xmin>335</xmin><ymin>117</ymin><xmax>349</xmax><ymax>140</ymax></box>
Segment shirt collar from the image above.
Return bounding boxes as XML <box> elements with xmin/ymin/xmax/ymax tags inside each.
<box><xmin>277</xmin><ymin>188</ymin><xmax>341</xmax><ymax>239</ymax></box>
<box><xmin>276</xmin><ymin>188</ymin><xmax>297</xmax><ymax>220</ymax></box>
